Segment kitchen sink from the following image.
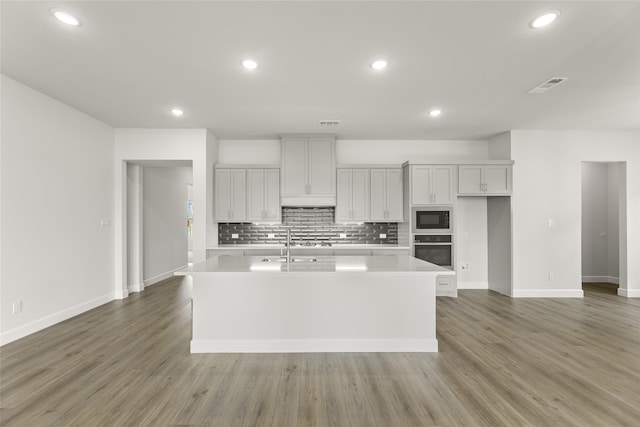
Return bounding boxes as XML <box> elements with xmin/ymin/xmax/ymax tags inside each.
<box><xmin>260</xmin><ymin>257</ymin><xmax>318</xmax><ymax>263</ymax></box>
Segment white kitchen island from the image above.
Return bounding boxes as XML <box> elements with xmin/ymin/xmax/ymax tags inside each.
<box><xmin>175</xmin><ymin>255</ymin><xmax>453</xmax><ymax>353</ymax></box>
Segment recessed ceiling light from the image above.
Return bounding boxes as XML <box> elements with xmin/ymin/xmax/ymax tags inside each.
<box><xmin>51</xmin><ymin>9</ymin><xmax>81</xmax><ymax>26</ymax></box>
<box><xmin>171</xmin><ymin>108</ymin><xmax>184</xmax><ymax>116</ymax></box>
<box><xmin>371</xmin><ymin>60</ymin><xmax>388</xmax><ymax>70</ymax></box>
<box><xmin>531</xmin><ymin>11</ymin><xmax>560</xmax><ymax>29</ymax></box>
<box><xmin>429</xmin><ymin>109</ymin><xmax>442</xmax><ymax>117</ymax></box>
<box><xmin>242</xmin><ymin>59</ymin><xmax>258</xmax><ymax>70</ymax></box>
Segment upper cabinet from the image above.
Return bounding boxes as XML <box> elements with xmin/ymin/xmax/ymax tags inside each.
<box><xmin>411</xmin><ymin>165</ymin><xmax>454</xmax><ymax>205</ymax></box>
<box><xmin>246</xmin><ymin>168</ymin><xmax>281</xmax><ymax>222</ymax></box>
<box><xmin>370</xmin><ymin>168</ymin><xmax>403</xmax><ymax>222</ymax></box>
<box><xmin>214</xmin><ymin>168</ymin><xmax>246</xmax><ymax>221</ymax></box>
<box><xmin>458</xmin><ymin>164</ymin><xmax>512</xmax><ymax>195</ymax></box>
<box><xmin>281</xmin><ymin>136</ymin><xmax>336</xmax><ymax>206</ymax></box>
<box><xmin>336</xmin><ymin>168</ymin><xmax>370</xmax><ymax>222</ymax></box>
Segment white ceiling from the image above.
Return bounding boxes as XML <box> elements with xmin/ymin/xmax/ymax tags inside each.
<box><xmin>2</xmin><ymin>1</ymin><xmax>639</xmax><ymax>140</ymax></box>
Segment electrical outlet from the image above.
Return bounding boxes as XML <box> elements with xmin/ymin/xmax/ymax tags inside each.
<box><xmin>548</xmin><ymin>272</ymin><xmax>555</xmax><ymax>281</ymax></box>
<box><xmin>267</xmin><ymin>233</ymin><xmax>275</xmax><ymax>239</ymax></box>
<box><xmin>548</xmin><ymin>218</ymin><xmax>555</xmax><ymax>227</ymax></box>
<box><xmin>339</xmin><ymin>233</ymin><xmax>347</xmax><ymax>239</ymax></box>
<box><xmin>460</xmin><ymin>262</ymin><xmax>470</xmax><ymax>271</ymax></box>
<box><xmin>379</xmin><ymin>233</ymin><xmax>386</xmax><ymax>239</ymax></box>
<box><xmin>100</xmin><ymin>218</ymin><xmax>111</xmax><ymax>227</ymax></box>
<box><xmin>12</xmin><ymin>300</ymin><xmax>22</xmax><ymax>314</ymax></box>
<box><xmin>231</xmin><ymin>233</ymin><xmax>239</xmax><ymax>239</ymax></box>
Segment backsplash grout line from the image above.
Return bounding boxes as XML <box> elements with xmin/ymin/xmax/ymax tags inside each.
<box><xmin>219</xmin><ymin>207</ymin><xmax>398</xmax><ymax>245</ymax></box>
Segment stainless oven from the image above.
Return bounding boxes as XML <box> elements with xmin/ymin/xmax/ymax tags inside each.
<box><xmin>411</xmin><ymin>206</ymin><xmax>453</xmax><ymax>234</ymax></box>
<box><xmin>413</xmin><ymin>234</ymin><xmax>453</xmax><ymax>268</ymax></box>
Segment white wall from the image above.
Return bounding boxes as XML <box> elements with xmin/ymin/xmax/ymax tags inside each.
<box><xmin>1</xmin><ymin>75</ymin><xmax>115</xmax><ymax>345</ymax></box>
<box><xmin>581</xmin><ymin>162</ymin><xmax>620</xmax><ymax>283</ymax></box>
<box><xmin>143</xmin><ymin>166</ymin><xmax>191</xmax><ymax>284</ymax></box>
<box><xmin>456</xmin><ymin>197</ymin><xmax>489</xmax><ymax>289</ymax></box>
<box><xmin>607</xmin><ymin>163</ymin><xmax>620</xmax><ymax>280</ymax></box>
<box><xmin>511</xmin><ymin>130</ymin><xmax>639</xmax><ymax>297</ymax></box>
<box><xmin>114</xmin><ymin>129</ymin><xmax>218</xmax><ymax>298</ymax></box>
<box><xmin>581</xmin><ymin>163</ymin><xmax>610</xmax><ymax>278</ymax></box>
<box><xmin>218</xmin><ymin>139</ymin><xmax>489</xmax><ymax>165</ymax></box>
<box><xmin>218</xmin><ymin>140</ymin><xmax>280</xmax><ymax>164</ymax></box>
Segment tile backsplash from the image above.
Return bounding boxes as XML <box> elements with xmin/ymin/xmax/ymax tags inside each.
<box><xmin>218</xmin><ymin>207</ymin><xmax>398</xmax><ymax>245</ymax></box>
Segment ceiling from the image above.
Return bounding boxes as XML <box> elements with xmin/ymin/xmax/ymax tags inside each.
<box><xmin>2</xmin><ymin>1</ymin><xmax>639</xmax><ymax>140</ymax></box>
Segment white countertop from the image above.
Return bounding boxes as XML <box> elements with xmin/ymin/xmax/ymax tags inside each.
<box><xmin>207</xmin><ymin>244</ymin><xmax>411</xmax><ymax>250</ymax></box>
<box><xmin>177</xmin><ymin>255</ymin><xmax>452</xmax><ymax>276</ymax></box>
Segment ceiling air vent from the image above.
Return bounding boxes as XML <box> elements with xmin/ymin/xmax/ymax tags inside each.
<box><xmin>319</xmin><ymin>120</ymin><xmax>340</xmax><ymax>126</ymax></box>
<box><xmin>528</xmin><ymin>77</ymin><xmax>568</xmax><ymax>94</ymax></box>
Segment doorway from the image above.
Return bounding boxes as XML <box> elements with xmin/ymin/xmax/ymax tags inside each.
<box><xmin>581</xmin><ymin>162</ymin><xmax>625</xmax><ymax>295</ymax></box>
<box><xmin>126</xmin><ymin>160</ymin><xmax>193</xmax><ymax>293</ymax></box>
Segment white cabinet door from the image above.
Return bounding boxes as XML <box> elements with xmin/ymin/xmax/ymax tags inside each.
<box><xmin>458</xmin><ymin>165</ymin><xmax>484</xmax><ymax>194</ymax></box>
<box><xmin>308</xmin><ymin>138</ymin><xmax>335</xmax><ymax>196</ymax></box>
<box><xmin>484</xmin><ymin>165</ymin><xmax>511</xmax><ymax>194</ymax></box>
<box><xmin>335</xmin><ymin>169</ymin><xmax>352</xmax><ymax>222</ymax></box>
<box><xmin>371</xmin><ymin>169</ymin><xmax>403</xmax><ymax>222</ymax></box>
<box><xmin>458</xmin><ymin>165</ymin><xmax>511</xmax><ymax>195</ymax></box>
<box><xmin>386</xmin><ymin>169</ymin><xmax>403</xmax><ymax>221</ymax></box>
<box><xmin>432</xmin><ymin>166</ymin><xmax>454</xmax><ymax>204</ymax></box>
<box><xmin>351</xmin><ymin>169</ymin><xmax>370</xmax><ymax>221</ymax></box>
<box><xmin>246</xmin><ymin>169</ymin><xmax>265</xmax><ymax>221</ymax></box>
<box><xmin>411</xmin><ymin>165</ymin><xmax>453</xmax><ymax>205</ymax></box>
<box><xmin>336</xmin><ymin>168</ymin><xmax>370</xmax><ymax>222</ymax></box>
<box><xmin>214</xmin><ymin>169</ymin><xmax>246</xmax><ymax>221</ymax></box>
<box><xmin>411</xmin><ymin>165</ymin><xmax>432</xmax><ymax>205</ymax></box>
<box><xmin>246</xmin><ymin>169</ymin><xmax>281</xmax><ymax>222</ymax></box>
<box><xmin>263</xmin><ymin>169</ymin><xmax>281</xmax><ymax>221</ymax></box>
<box><xmin>281</xmin><ymin>137</ymin><xmax>335</xmax><ymax>201</ymax></box>
<box><xmin>370</xmin><ymin>169</ymin><xmax>387</xmax><ymax>221</ymax></box>
<box><xmin>214</xmin><ymin>169</ymin><xmax>232</xmax><ymax>221</ymax></box>
<box><xmin>281</xmin><ymin>138</ymin><xmax>307</xmax><ymax>196</ymax></box>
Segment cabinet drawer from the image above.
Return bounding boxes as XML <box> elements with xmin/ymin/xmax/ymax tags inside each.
<box><xmin>436</xmin><ymin>275</ymin><xmax>457</xmax><ymax>297</ymax></box>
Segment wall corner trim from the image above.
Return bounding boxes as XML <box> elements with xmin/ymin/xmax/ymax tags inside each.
<box><xmin>512</xmin><ymin>289</ymin><xmax>584</xmax><ymax>298</ymax></box>
<box><xmin>0</xmin><ymin>293</ymin><xmax>114</xmax><ymax>346</ymax></box>
<box><xmin>618</xmin><ymin>288</ymin><xmax>640</xmax><ymax>298</ymax></box>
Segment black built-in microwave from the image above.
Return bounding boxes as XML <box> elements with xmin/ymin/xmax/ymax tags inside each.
<box><xmin>412</xmin><ymin>206</ymin><xmax>452</xmax><ymax>233</ymax></box>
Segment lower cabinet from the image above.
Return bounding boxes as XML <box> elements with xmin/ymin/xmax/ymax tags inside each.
<box><xmin>436</xmin><ymin>275</ymin><xmax>457</xmax><ymax>297</ymax></box>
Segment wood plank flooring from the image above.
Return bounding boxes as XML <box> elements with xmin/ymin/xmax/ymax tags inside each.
<box><xmin>1</xmin><ymin>278</ymin><xmax>639</xmax><ymax>426</ymax></box>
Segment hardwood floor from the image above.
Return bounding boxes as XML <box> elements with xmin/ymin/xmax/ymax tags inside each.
<box><xmin>1</xmin><ymin>278</ymin><xmax>639</xmax><ymax>426</ymax></box>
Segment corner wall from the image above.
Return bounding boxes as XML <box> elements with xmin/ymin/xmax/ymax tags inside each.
<box><xmin>114</xmin><ymin>129</ymin><xmax>218</xmax><ymax>299</ymax></box>
<box><xmin>142</xmin><ymin>166</ymin><xmax>192</xmax><ymax>284</ymax></box>
<box><xmin>510</xmin><ymin>130</ymin><xmax>639</xmax><ymax>297</ymax></box>
<box><xmin>1</xmin><ymin>75</ymin><xmax>115</xmax><ymax>345</ymax></box>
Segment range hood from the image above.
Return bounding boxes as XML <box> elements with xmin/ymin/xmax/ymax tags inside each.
<box><xmin>280</xmin><ymin>195</ymin><xmax>336</xmax><ymax>207</ymax></box>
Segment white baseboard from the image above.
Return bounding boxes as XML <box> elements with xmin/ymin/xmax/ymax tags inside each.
<box><xmin>582</xmin><ymin>276</ymin><xmax>620</xmax><ymax>285</ymax></box>
<box><xmin>458</xmin><ymin>281</ymin><xmax>489</xmax><ymax>290</ymax></box>
<box><xmin>114</xmin><ymin>288</ymin><xmax>129</xmax><ymax>299</ymax></box>
<box><xmin>128</xmin><ymin>282</ymin><xmax>145</xmax><ymax>293</ymax></box>
<box><xmin>618</xmin><ymin>288</ymin><xmax>640</xmax><ymax>298</ymax></box>
<box><xmin>143</xmin><ymin>264</ymin><xmax>188</xmax><ymax>287</ymax></box>
<box><xmin>512</xmin><ymin>289</ymin><xmax>584</xmax><ymax>298</ymax></box>
<box><xmin>0</xmin><ymin>293</ymin><xmax>114</xmax><ymax>346</ymax></box>
<box><xmin>191</xmin><ymin>338</ymin><xmax>439</xmax><ymax>353</ymax></box>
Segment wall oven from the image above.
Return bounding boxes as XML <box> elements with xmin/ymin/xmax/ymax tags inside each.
<box><xmin>412</xmin><ymin>206</ymin><xmax>453</xmax><ymax>234</ymax></box>
<box><xmin>413</xmin><ymin>234</ymin><xmax>453</xmax><ymax>269</ymax></box>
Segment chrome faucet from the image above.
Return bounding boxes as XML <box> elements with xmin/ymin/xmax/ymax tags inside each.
<box><xmin>285</xmin><ymin>228</ymin><xmax>291</xmax><ymax>263</ymax></box>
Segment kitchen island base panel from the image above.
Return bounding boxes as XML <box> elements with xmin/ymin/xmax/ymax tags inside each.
<box><xmin>190</xmin><ymin>274</ymin><xmax>437</xmax><ymax>353</ymax></box>
<box><xmin>191</xmin><ymin>338</ymin><xmax>438</xmax><ymax>353</ymax></box>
